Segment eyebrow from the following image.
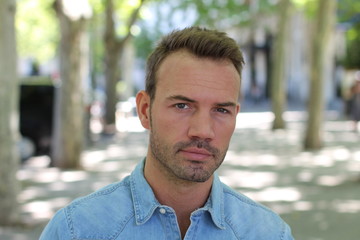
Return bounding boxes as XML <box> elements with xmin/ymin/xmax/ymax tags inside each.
<box><xmin>167</xmin><ymin>95</ymin><xmax>237</xmax><ymax>107</ymax></box>
<box><xmin>167</xmin><ymin>95</ymin><xmax>196</xmax><ymax>103</ymax></box>
<box><xmin>216</xmin><ymin>102</ymin><xmax>238</xmax><ymax>108</ymax></box>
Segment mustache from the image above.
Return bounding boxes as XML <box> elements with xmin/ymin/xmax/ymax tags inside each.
<box><xmin>174</xmin><ymin>140</ymin><xmax>219</xmax><ymax>155</ymax></box>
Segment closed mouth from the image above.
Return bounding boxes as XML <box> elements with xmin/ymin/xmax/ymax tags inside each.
<box><xmin>179</xmin><ymin>147</ymin><xmax>213</xmax><ymax>161</ymax></box>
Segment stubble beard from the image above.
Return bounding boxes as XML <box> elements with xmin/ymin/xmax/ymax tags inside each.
<box><xmin>149</xmin><ymin>118</ymin><xmax>228</xmax><ymax>183</ymax></box>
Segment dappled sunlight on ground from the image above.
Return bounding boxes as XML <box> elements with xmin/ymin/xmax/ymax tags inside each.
<box><xmin>2</xmin><ymin>111</ymin><xmax>360</xmax><ymax>240</ymax></box>
<box><xmin>334</xmin><ymin>200</ymin><xmax>360</xmax><ymax>213</ymax></box>
<box><xmin>21</xmin><ymin>197</ymin><xmax>71</xmax><ymax>222</ymax></box>
<box><xmin>244</xmin><ymin>187</ymin><xmax>302</xmax><ymax>202</ymax></box>
<box><xmin>220</xmin><ymin>169</ymin><xmax>278</xmax><ymax>189</ymax></box>
<box><xmin>235</xmin><ymin>112</ymin><xmax>274</xmax><ymax>129</ymax></box>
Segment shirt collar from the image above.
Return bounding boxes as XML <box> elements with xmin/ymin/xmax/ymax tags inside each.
<box><xmin>130</xmin><ymin>159</ymin><xmax>225</xmax><ymax>229</ymax></box>
<box><xmin>204</xmin><ymin>173</ymin><xmax>226</xmax><ymax>229</ymax></box>
<box><xmin>130</xmin><ymin>159</ymin><xmax>160</xmax><ymax>225</ymax></box>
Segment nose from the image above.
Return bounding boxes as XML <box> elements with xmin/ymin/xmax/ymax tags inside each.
<box><xmin>188</xmin><ymin>110</ymin><xmax>215</xmax><ymax>141</ymax></box>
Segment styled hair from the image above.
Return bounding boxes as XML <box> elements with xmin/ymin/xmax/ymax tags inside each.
<box><xmin>145</xmin><ymin>26</ymin><xmax>245</xmax><ymax>100</ymax></box>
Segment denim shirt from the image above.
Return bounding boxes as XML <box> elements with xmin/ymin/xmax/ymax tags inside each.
<box><xmin>40</xmin><ymin>160</ymin><xmax>294</xmax><ymax>240</ymax></box>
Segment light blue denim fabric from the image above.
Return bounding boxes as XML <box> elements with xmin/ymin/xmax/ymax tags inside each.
<box><xmin>40</xmin><ymin>159</ymin><xmax>294</xmax><ymax>240</ymax></box>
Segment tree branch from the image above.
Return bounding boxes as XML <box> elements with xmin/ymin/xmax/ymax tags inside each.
<box><xmin>120</xmin><ymin>0</ymin><xmax>145</xmax><ymax>46</ymax></box>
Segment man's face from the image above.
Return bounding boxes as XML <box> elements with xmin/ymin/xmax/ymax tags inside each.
<box><xmin>146</xmin><ymin>50</ymin><xmax>240</xmax><ymax>183</ymax></box>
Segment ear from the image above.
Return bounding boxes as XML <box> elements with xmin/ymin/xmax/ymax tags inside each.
<box><xmin>236</xmin><ymin>103</ymin><xmax>241</xmax><ymax>115</ymax></box>
<box><xmin>136</xmin><ymin>90</ymin><xmax>151</xmax><ymax>130</ymax></box>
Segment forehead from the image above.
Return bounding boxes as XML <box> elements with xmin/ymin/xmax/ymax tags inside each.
<box><xmin>156</xmin><ymin>51</ymin><xmax>240</xmax><ymax>100</ymax></box>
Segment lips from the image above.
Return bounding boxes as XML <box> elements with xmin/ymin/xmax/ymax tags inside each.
<box><xmin>179</xmin><ymin>147</ymin><xmax>213</xmax><ymax>161</ymax></box>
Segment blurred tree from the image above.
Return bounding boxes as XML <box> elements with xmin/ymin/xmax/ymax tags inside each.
<box><xmin>304</xmin><ymin>0</ymin><xmax>337</xmax><ymax>150</ymax></box>
<box><xmin>103</xmin><ymin>0</ymin><xmax>144</xmax><ymax>130</ymax></box>
<box><xmin>52</xmin><ymin>0</ymin><xmax>92</xmax><ymax>168</ymax></box>
<box><xmin>0</xmin><ymin>0</ymin><xmax>20</xmax><ymax>225</ymax></box>
<box><xmin>271</xmin><ymin>0</ymin><xmax>292</xmax><ymax>130</ymax></box>
<box><xmin>88</xmin><ymin>0</ymin><xmax>104</xmax><ymax>97</ymax></box>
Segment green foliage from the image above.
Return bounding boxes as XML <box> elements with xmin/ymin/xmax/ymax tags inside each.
<box><xmin>291</xmin><ymin>0</ymin><xmax>318</xmax><ymax>18</ymax></box>
<box><xmin>290</xmin><ymin>0</ymin><xmax>360</xmax><ymax>69</ymax></box>
<box><xmin>189</xmin><ymin>0</ymin><xmax>278</xmax><ymax>28</ymax></box>
<box><xmin>343</xmin><ymin>23</ymin><xmax>360</xmax><ymax>69</ymax></box>
<box><xmin>89</xmin><ymin>0</ymin><xmax>105</xmax><ymax>13</ymax></box>
<box><xmin>133</xmin><ymin>0</ymin><xmax>181</xmax><ymax>59</ymax></box>
<box><xmin>113</xmin><ymin>0</ymin><xmax>143</xmax><ymax>36</ymax></box>
<box><xmin>16</xmin><ymin>0</ymin><xmax>58</xmax><ymax>63</ymax></box>
<box><xmin>338</xmin><ymin>0</ymin><xmax>360</xmax><ymax>23</ymax></box>
<box><xmin>133</xmin><ymin>0</ymin><xmax>280</xmax><ymax>58</ymax></box>
<box><xmin>133</xmin><ymin>26</ymin><xmax>159</xmax><ymax>59</ymax></box>
<box><xmin>337</xmin><ymin>0</ymin><xmax>360</xmax><ymax>69</ymax></box>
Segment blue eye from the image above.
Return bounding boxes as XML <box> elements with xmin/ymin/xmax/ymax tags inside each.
<box><xmin>175</xmin><ymin>103</ymin><xmax>189</xmax><ymax>109</ymax></box>
<box><xmin>216</xmin><ymin>108</ymin><xmax>229</xmax><ymax>114</ymax></box>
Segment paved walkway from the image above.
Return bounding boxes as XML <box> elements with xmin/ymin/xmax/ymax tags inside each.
<box><xmin>1</xmin><ymin>105</ymin><xmax>360</xmax><ymax>240</ymax></box>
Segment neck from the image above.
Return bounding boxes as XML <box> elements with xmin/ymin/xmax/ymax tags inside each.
<box><xmin>144</xmin><ymin>157</ymin><xmax>213</xmax><ymax>208</ymax></box>
<box><xmin>144</xmin><ymin>156</ymin><xmax>213</xmax><ymax>238</ymax></box>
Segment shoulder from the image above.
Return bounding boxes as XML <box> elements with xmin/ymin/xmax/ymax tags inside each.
<box><xmin>43</xmin><ymin>177</ymin><xmax>135</xmax><ymax>239</ymax></box>
<box><xmin>222</xmin><ymin>184</ymin><xmax>292</xmax><ymax>239</ymax></box>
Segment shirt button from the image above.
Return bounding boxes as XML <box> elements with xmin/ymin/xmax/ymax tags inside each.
<box><xmin>159</xmin><ymin>208</ymin><xmax>166</xmax><ymax>214</ymax></box>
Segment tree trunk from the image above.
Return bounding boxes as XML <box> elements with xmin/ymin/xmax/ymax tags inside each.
<box><xmin>104</xmin><ymin>0</ymin><xmax>122</xmax><ymax>127</ymax></box>
<box><xmin>304</xmin><ymin>0</ymin><xmax>337</xmax><ymax>150</ymax></box>
<box><xmin>103</xmin><ymin>0</ymin><xmax>144</xmax><ymax>129</ymax></box>
<box><xmin>271</xmin><ymin>0</ymin><xmax>292</xmax><ymax>130</ymax></box>
<box><xmin>0</xmin><ymin>0</ymin><xmax>20</xmax><ymax>225</ymax></box>
<box><xmin>52</xmin><ymin>0</ymin><xmax>91</xmax><ymax>168</ymax></box>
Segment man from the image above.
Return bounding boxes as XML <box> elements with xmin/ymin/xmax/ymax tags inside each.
<box><xmin>40</xmin><ymin>27</ymin><xmax>294</xmax><ymax>240</ymax></box>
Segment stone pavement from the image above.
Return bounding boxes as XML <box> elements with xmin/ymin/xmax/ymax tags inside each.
<box><xmin>1</xmin><ymin>106</ymin><xmax>360</xmax><ymax>240</ymax></box>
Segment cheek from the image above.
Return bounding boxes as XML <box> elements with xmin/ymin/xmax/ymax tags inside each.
<box><xmin>151</xmin><ymin>111</ymin><xmax>187</xmax><ymax>138</ymax></box>
<box><xmin>214</xmin><ymin>120</ymin><xmax>236</xmax><ymax>144</ymax></box>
